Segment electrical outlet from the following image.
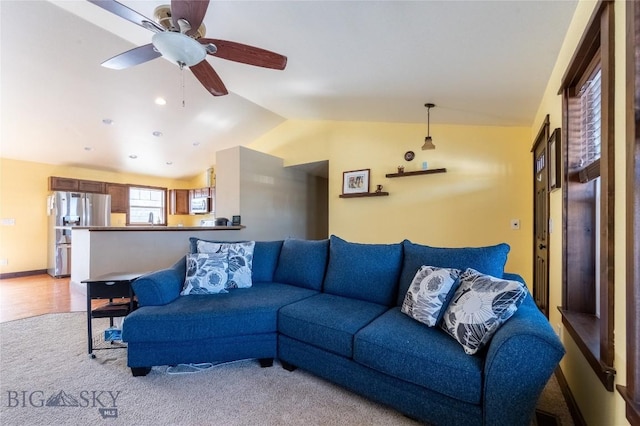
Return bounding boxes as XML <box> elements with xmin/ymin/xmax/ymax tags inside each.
<box><xmin>510</xmin><ymin>219</ymin><xmax>520</xmax><ymax>230</ymax></box>
<box><xmin>1</xmin><ymin>218</ymin><xmax>15</xmax><ymax>226</ymax></box>
<box><xmin>0</xmin><ymin>259</ymin><xmax>8</xmax><ymax>266</ymax></box>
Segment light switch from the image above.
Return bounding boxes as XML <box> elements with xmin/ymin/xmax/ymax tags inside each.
<box><xmin>1</xmin><ymin>218</ymin><xmax>15</xmax><ymax>226</ymax></box>
<box><xmin>510</xmin><ymin>219</ymin><xmax>520</xmax><ymax>230</ymax></box>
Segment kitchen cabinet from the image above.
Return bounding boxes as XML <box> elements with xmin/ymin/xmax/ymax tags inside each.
<box><xmin>170</xmin><ymin>189</ymin><xmax>190</xmax><ymax>215</ymax></box>
<box><xmin>78</xmin><ymin>179</ymin><xmax>105</xmax><ymax>193</ymax></box>
<box><xmin>49</xmin><ymin>176</ymin><xmax>79</xmax><ymax>191</ymax></box>
<box><xmin>49</xmin><ymin>176</ymin><xmax>106</xmax><ymax>193</ymax></box>
<box><xmin>208</xmin><ymin>188</ymin><xmax>215</xmax><ymax>214</ymax></box>
<box><xmin>192</xmin><ymin>187</ymin><xmax>210</xmax><ymax>198</ymax></box>
<box><xmin>106</xmin><ymin>183</ymin><xmax>129</xmax><ymax>213</ymax></box>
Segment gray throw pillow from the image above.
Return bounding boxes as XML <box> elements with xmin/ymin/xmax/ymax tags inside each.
<box><xmin>197</xmin><ymin>240</ymin><xmax>255</xmax><ymax>289</ymax></box>
<box><xmin>401</xmin><ymin>266</ymin><xmax>461</xmax><ymax>327</ymax></box>
<box><xmin>441</xmin><ymin>268</ymin><xmax>527</xmax><ymax>355</ymax></box>
<box><xmin>181</xmin><ymin>252</ymin><xmax>229</xmax><ymax>295</ymax></box>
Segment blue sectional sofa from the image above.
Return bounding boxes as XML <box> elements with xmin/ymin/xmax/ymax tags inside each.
<box><xmin>122</xmin><ymin>236</ymin><xmax>565</xmax><ymax>426</ymax></box>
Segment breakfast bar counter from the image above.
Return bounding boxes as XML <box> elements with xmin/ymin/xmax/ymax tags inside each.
<box><xmin>73</xmin><ymin>226</ymin><xmax>244</xmax><ymax>231</ymax></box>
<box><xmin>70</xmin><ymin>226</ymin><xmax>245</xmax><ymax>292</ymax></box>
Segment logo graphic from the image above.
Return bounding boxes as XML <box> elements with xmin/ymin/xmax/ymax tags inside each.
<box><xmin>6</xmin><ymin>390</ymin><xmax>121</xmax><ymax>419</ymax></box>
<box><xmin>46</xmin><ymin>391</ymin><xmax>80</xmax><ymax>407</ymax></box>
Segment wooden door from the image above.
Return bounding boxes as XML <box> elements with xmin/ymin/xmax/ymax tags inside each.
<box><xmin>532</xmin><ymin>116</ymin><xmax>550</xmax><ymax>317</ymax></box>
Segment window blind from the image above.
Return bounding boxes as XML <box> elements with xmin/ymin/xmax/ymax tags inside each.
<box><xmin>578</xmin><ymin>68</ymin><xmax>602</xmax><ymax>183</ymax></box>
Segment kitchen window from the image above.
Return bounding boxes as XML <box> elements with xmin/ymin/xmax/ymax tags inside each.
<box><xmin>128</xmin><ymin>186</ymin><xmax>167</xmax><ymax>225</ymax></box>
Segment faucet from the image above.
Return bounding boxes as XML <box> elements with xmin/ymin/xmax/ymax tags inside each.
<box><xmin>148</xmin><ymin>212</ymin><xmax>154</xmax><ymax>225</ymax></box>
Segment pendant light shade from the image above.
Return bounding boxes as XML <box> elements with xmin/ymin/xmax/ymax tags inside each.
<box><xmin>422</xmin><ymin>103</ymin><xmax>436</xmax><ymax>150</ymax></box>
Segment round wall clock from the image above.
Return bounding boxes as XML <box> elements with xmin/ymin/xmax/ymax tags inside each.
<box><xmin>404</xmin><ymin>151</ymin><xmax>415</xmax><ymax>161</ymax></box>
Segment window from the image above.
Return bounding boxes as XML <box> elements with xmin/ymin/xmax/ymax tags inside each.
<box><xmin>559</xmin><ymin>0</ymin><xmax>615</xmax><ymax>391</ymax></box>
<box><xmin>617</xmin><ymin>1</ymin><xmax>640</xmax><ymax>423</ymax></box>
<box><xmin>128</xmin><ymin>186</ymin><xmax>167</xmax><ymax>225</ymax></box>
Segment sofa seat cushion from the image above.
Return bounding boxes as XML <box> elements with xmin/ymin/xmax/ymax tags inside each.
<box><xmin>354</xmin><ymin>307</ymin><xmax>484</xmax><ymax>405</ymax></box>
<box><xmin>123</xmin><ymin>283</ymin><xmax>316</xmax><ymax>343</ymax></box>
<box><xmin>278</xmin><ymin>293</ymin><xmax>388</xmax><ymax>358</ymax></box>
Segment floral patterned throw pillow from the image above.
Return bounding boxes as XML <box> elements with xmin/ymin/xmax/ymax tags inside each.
<box><xmin>197</xmin><ymin>240</ymin><xmax>255</xmax><ymax>289</ymax></box>
<box><xmin>441</xmin><ymin>268</ymin><xmax>527</xmax><ymax>355</ymax></box>
<box><xmin>181</xmin><ymin>252</ymin><xmax>229</xmax><ymax>295</ymax></box>
<box><xmin>401</xmin><ymin>266</ymin><xmax>461</xmax><ymax>327</ymax></box>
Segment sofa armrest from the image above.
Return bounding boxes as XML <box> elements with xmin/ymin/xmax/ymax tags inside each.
<box><xmin>131</xmin><ymin>256</ymin><xmax>186</xmax><ymax>306</ymax></box>
<box><xmin>482</xmin><ymin>294</ymin><xmax>565</xmax><ymax>426</ymax></box>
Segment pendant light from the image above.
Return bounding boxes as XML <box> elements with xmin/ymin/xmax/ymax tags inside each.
<box><xmin>422</xmin><ymin>103</ymin><xmax>436</xmax><ymax>150</ymax></box>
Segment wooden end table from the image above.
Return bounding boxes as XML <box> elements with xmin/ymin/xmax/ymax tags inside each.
<box><xmin>82</xmin><ymin>272</ymin><xmax>145</xmax><ymax>358</ymax></box>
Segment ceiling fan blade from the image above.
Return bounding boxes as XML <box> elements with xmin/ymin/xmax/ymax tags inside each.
<box><xmin>199</xmin><ymin>39</ymin><xmax>287</xmax><ymax>70</ymax></box>
<box><xmin>101</xmin><ymin>44</ymin><xmax>162</xmax><ymax>70</ymax></box>
<box><xmin>87</xmin><ymin>0</ymin><xmax>165</xmax><ymax>33</ymax></box>
<box><xmin>190</xmin><ymin>60</ymin><xmax>228</xmax><ymax>96</ymax></box>
<box><xmin>171</xmin><ymin>0</ymin><xmax>210</xmax><ymax>37</ymax></box>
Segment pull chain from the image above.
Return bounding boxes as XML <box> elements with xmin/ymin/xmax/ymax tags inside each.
<box><xmin>179</xmin><ymin>62</ymin><xmax>186</xmax><ymax>108</ymax></box>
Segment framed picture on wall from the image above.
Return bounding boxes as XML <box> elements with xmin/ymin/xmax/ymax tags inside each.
<box><xmin>548</xmin><ymin>128</ymin><xmax>561</xmax><ymax>191</ymax></box>
<box><xmin>342</xmin><ymin>169</ymin><xmax>370</xmax><ymax>194</ymax></box>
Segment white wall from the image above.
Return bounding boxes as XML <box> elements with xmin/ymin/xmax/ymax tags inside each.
<box><xmin>216</xmin><ymin>146</ymin><xmax>326</xmax><ymax>241</ymax></box>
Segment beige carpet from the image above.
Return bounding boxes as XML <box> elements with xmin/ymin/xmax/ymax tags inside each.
<box><xmin>0</xmin><ymin>313</ymin><xmax>571</xmax><ymax>425</ymax></box>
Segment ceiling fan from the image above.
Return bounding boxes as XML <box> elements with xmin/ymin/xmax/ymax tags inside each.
<box><xmin>88</xmin><ymin>0</ymin><xmax>287</xmax><ymax>97</ymax></box>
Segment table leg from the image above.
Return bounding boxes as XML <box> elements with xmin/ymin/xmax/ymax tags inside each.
<box><xmin>86</xmin><ymin>285</ymin><xmax>95</xmax><ymax>358</ymax></box>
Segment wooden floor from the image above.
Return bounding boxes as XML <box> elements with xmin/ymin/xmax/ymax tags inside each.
<box><xmin>0</xmin><ymin>274</ymin><xmax>101</xmax><ymax>323</ymax></box>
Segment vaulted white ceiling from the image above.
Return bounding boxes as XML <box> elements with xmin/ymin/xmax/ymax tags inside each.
<box><xmin>0</xmin><ymin>0</ymin><xmax>577</xmax><ymax>179</ymax></box>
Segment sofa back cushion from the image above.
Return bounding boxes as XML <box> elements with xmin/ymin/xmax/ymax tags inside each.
<box><xmin>323</xmin><ymin>235</ymin><xmax>403</xmax><ymax>306</ymax></box>
<box><xmin>396</xmin><ymin>240</ymin><xmax>510</xmax><ymax>306</ymax></box>
<box><xmin>252</xmin><ymin>240</ymin><xmax>284</xmax><ymax>282</ymax></box>
<box><xmin>273</xmin><ymin>238</ymin><xmax>329</xmax><ymax>290</ymax></box>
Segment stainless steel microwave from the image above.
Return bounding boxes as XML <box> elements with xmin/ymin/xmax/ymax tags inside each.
<box><xmin>190</xmin><ymin>197</ymin><xmax>210</xmax><ymax>214</ymax></box>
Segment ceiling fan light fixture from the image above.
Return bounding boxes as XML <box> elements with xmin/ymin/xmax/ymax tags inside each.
<box><xmin>421</xmin><ymin>103</ymin><xmax>436</xmax><ymax>151</ymax></box>
<box><xmin>152</xmin><ymin>32</ymin><xmax>206</xmax><ymax>67</ymax></box>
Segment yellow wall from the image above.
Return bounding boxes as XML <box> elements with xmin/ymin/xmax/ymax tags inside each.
<box><xmin>531</xmin><ymin>0</ymin><xmax>629</xmax><ymax>424</ymax></box>
<box><xmin>0</xmin><ymin>158</ymin><xmax>203</xmax><ymax>274</ymax></box>
<box><xmin>250</xmin><ymin>120</ymin><xmax>534</xmax><ymax>284</ymax></box>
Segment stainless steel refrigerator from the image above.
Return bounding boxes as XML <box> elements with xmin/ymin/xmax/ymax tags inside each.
<box><xmin>47</xmin><ymin>191</ymin><xmax>111</xmax><ymax>277</ymax></box>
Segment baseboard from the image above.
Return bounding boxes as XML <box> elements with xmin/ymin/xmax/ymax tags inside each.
<box><xmin>555</xmin><ymin>366</ymin><xmax>586</xmax><ymax>426</ymax></box>
<box><xmin>0</xmin><ymin>269</ymin><xmax>48</xmax><ymax>280</ymax></box>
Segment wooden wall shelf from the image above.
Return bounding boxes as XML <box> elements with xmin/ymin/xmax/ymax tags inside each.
<box><xmin>339</xmin><ymin>192</ymin><xmax>389</xmax><ymax>198</ymax></box>
<box><xmin>385</xmin><ymin>168</ymin><xmax>447</xmax><ymax>178</ymax></box>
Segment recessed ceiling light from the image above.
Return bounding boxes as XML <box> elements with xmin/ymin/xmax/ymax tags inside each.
<box><xmin>166</xmin><ymin>161</ymin><xmax>173</xmax><ymax>165</ymax></box>
<box><xmin>102</xmin><ymin>118</ymin><xmax>113</xmax><ymax>125</ymax></box>
<box><xmin>129</xmin><ymin>154</ymin><xmax>138</xmax><ymax>159</ymax></box>
<box><xmin>155</xmin><ymin>97</ymin><xmax>167</xmax><ymax>106</ymax></box>
<box><xmin>192</xmin><ymin>141</ymin><xmax>200</xmax><ymax>146</ymax></box>
<box><xmin>153</xmin><ymin>131</ymin><xmax>163</xmax><ymax>137</ymax></box>
<box><xmin>84</xmin><ymin>146</ymin><xmax>93</xmax><ymax>151</ymax></box>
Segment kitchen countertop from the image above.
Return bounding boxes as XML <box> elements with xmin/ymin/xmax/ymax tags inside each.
<box><xmin>72</xmin><ymin>226</ymin><xmax>244</xmax><ymax>231</ymax></box>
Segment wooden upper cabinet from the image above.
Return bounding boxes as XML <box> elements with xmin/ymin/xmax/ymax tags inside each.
<box><xmin>209</xmin><ymin>187</ymin><xmax>215</xmax><ymax>214</ymax></box>
<box><xmin>170</xmin><ymin>189</ymin><xmax>190</xmax><ymax>215</ymax></box>
<box><xmin>49</xmin><ymin>177</ymin><xmax>105</xmax><ymax>193</ymax></box>
<box><xmin>78</xmin><ymin>179</ymin><xmax>105</xmax><ymax>193</ymax></box>
<box><xmin>106</xmin><ymin>183</ymin><xmax>129</xmax><ymax>213</ymax></box>
<box><xmin>192</xmin><ymin>187</ymin><xmax>210</xmax><ymax>198</ymax></box>
<box><xmin>49</xmin><ymin>176</ymin><xmax>79</xmax><ymax>191</ymax></box>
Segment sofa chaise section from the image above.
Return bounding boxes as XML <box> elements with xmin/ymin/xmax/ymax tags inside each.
<box><xmin>124</xmin><ymin>283</ymin><xmax>317</xmax><ymax>372</ymax></box>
